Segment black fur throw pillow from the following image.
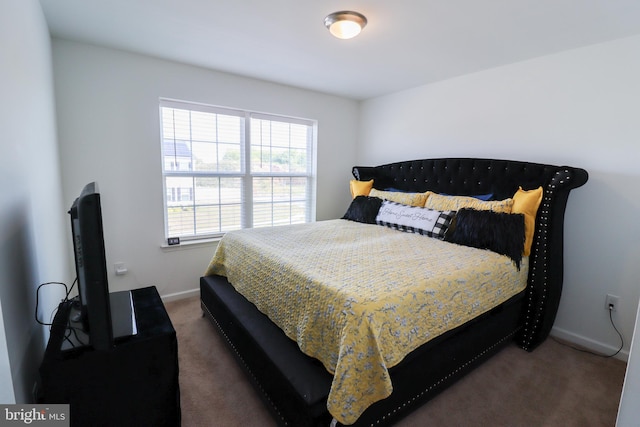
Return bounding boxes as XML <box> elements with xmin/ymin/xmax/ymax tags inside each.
<box><xmin>342</xmin><ymin>196</ymin><xmax>383</xmax><ymax>224</ymax></box>
<box><xmin>445</xmin><ymin>208</ymin><xmax>525</xmax><ymax>269</ymax></box>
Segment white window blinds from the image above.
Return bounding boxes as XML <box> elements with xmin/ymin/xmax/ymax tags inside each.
<box><xmin>160</xmin><ymin>99</ymin><xmax>316</xmax><ymax>241</ymax></box>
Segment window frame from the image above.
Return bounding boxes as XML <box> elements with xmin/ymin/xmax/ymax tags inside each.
<box><xmin>159</xmin><ymin>98</ymin><xmax>317</xmax><ymax>243</ymax></box>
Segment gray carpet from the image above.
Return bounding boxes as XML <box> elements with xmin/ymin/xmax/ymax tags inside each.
<box><xmin>165</xmin><ymin>296</ymin><xmax>626</xmax><ymax>426</ymax></box>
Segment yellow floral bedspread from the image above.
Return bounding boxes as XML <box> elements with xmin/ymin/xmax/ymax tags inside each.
<box><xmin>204</xmin><ymin>219</ymin><xmax>528</xmax><ymax>425</ymax></box>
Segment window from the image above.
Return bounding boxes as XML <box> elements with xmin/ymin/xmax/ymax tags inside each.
<box><xmin>160</xmin><ymin>99</ymin><xmax>317</xmax><ymax>241</ymax></box>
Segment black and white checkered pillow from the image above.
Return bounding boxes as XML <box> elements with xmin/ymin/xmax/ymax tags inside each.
<box><xmin>375</xmin><ymin>200</ymin><xmax>455</xmax><ymax>239</ymax></box>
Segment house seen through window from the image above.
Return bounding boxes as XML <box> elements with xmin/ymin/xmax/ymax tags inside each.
<box><xmin>160</xmin><ymin>99</ymin><xmax>317</xmax><ymax>242</ymax></box>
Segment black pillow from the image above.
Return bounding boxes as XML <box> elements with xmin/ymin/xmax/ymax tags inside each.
<box><xmin>342</xmin><ymin>196</ymin><xmax>383</xmax><ymax>224</ymax></box>
<box><xmin>445</xmin><ymin>208</ymin><xmax>525</xmax><ymax>269</ymax></box>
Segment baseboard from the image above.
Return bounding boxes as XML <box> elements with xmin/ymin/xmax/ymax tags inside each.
<box><xmin>161</xmin><ymin>288</ymin><xmax>199</xmax><ymax>302</ymax></box>
<box><xmin>551</xmin><ymin>326</ymin><xmax>629</xmax><ymax>362</ymax></box>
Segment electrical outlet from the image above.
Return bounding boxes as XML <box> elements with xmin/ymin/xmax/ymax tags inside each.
<box><xmin>605</xmin><ymin>294</ymin><xmax>619</xmax><ymax>312</ymax></box>
<box><xmin>114</xmin><ymin>262</ymin><xmax>128</xmax><ymax>276</ymax></box>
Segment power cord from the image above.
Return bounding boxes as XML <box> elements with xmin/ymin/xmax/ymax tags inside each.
<box><xmin>551</xmin><ymin>305</ymin><xmax>624</xmax><ymax>358</ymax></box>
<box><xmin>35</xmin><ymin>281</ymin><xmax>69</xmax><ymax>326</ymax></box>
<box><xmin>35</xmin><ymin>279</ymin><xmax>86</xmax><ymax>348</ymax></box>
<box><xmin>65</xmin><ymin>277</ymin><xmax>77</xmax><ymax>301</ymax></box>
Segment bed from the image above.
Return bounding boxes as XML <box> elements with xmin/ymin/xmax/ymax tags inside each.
<box><xmin>200</xmin><ymin>157</ymin><xmax>588</xmax><ymax>426</ymax></box>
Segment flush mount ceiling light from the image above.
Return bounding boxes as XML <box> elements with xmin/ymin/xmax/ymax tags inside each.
<box><xmin>324</xmin><ymin>11</ymin><xmax>367</xmax><ymax>40</ymax></box>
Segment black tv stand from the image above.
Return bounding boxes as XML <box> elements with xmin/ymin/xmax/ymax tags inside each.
<box><xmin>38</xmin><ymin>286</ymin><xmax>180</xmax><ymax>427</ymax></box>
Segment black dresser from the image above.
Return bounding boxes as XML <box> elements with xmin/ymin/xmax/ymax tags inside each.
<box><xmin>38</xmin><ymin>286</ymin><xmax>180</xmax><ymax>427</ymax></box>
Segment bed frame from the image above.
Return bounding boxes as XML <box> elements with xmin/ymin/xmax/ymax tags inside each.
<box><xmin>200</xmin><ymin>158</ymin><xmax>588</xmax><ymax>426</ymax></box>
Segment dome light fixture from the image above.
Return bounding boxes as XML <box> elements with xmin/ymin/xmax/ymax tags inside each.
<box><xmin>324</xmin><ymin>11</ymin><xmax>367</xmax><ymax>40</ymax></box>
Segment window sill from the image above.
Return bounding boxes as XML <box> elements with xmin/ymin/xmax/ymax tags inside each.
<box><xmin>160</xmin><ymin>237</ymin><xmax>221</xmax><ymax>251</ymax></box>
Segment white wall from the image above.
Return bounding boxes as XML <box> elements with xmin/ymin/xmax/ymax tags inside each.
<box><xmin>52</xmin><ymin>39</ymin><xmax>359</xmax><ymax>299</ymax></box>
<box><xmin>0</xmin><ymin>0</ymin><xmax>69</xmax><ymax>403</ymax></box>
<box><xmin>359</xmin><ymin>35</ymin><xmax>640</xmax><ymax>358</ymax></box>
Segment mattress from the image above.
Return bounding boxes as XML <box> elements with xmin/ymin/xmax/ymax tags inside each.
<box><xmin>204</xmin><ymin>219</ymin><xmax>528</xmax><ymax>424</ymax></box>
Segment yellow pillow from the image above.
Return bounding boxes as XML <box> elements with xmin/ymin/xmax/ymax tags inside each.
<box><xmin>369</xmin><ymin>188</ymin><xmax>431</xmax><ymax>207</ymax></box>
<box><xmin>350</xmin><ymin>179</ymin><xmax>373</xmax><ymax>198</ymax></box>
<box><xmin>512</xmin><ymin>186</ymin><xmax>543</xmax><ymax>256</ymax></box>
<box><xmin>425</xmin><ymin>193</ymin><xmax>513</xmax><ymax>213</ymax></box>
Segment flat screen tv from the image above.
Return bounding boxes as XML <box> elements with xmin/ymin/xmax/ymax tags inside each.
<box><xmin>69</xmin><ymin>182</ymin><xmax>113</xmax><ymax>351</ymax></box>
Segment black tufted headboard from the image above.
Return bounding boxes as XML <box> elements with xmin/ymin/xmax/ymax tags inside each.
<box><xmin>352</xmin><ymin>158</ymin><xmax>588</xmax><ymax>350</ymax></box>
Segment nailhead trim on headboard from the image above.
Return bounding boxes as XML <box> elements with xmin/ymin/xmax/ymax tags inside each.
<box><xmin>519</xmin><ymin>168</ymin><xmax>575</xmax><ymax>349</ymax></box>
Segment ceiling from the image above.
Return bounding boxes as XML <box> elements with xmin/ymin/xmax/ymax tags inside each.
<box><xmin>39</xmin><ymin>0</ymin><xmax>640</xmax><ymax>100</ymax></box>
